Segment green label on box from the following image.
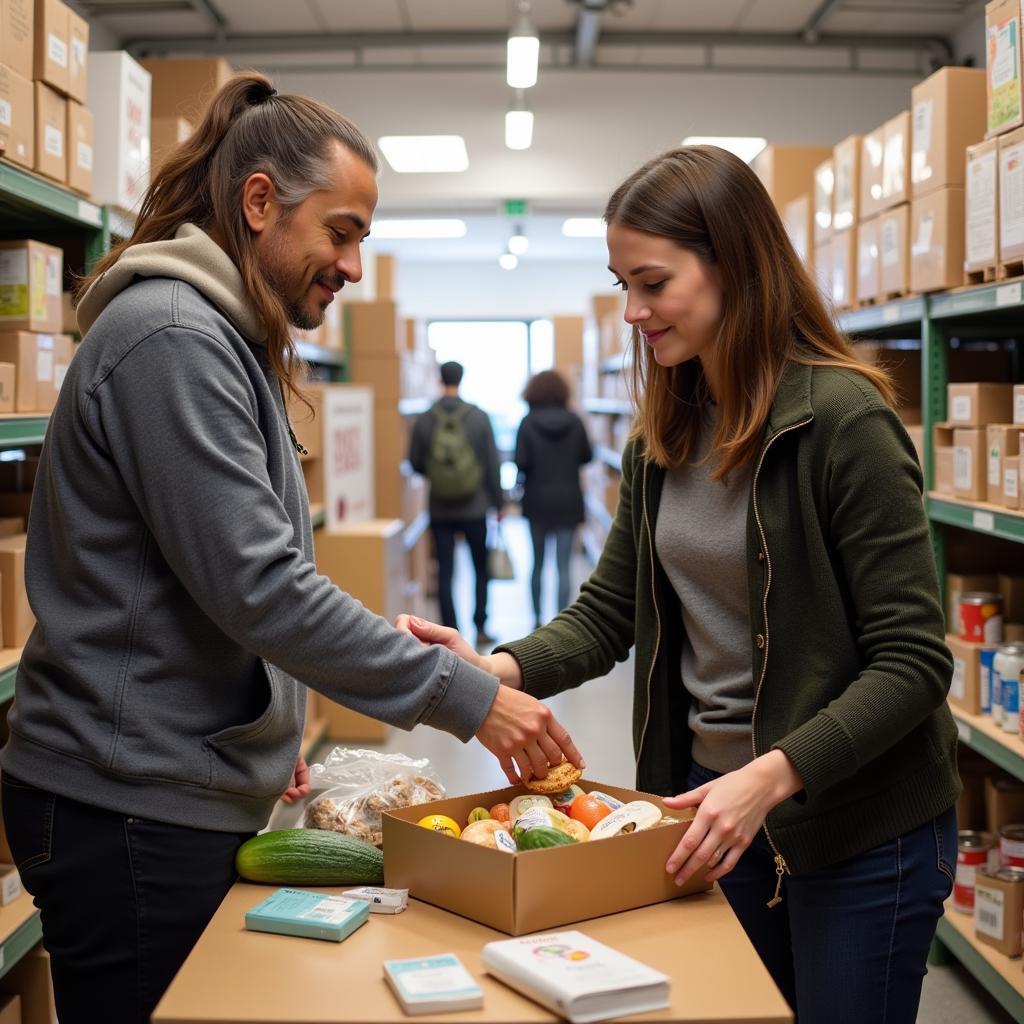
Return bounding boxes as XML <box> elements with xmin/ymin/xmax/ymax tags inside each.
<box><xmin>0</xmin><ymin>250</ymin><xmax>28</xmax><ymax>319</ymax></box>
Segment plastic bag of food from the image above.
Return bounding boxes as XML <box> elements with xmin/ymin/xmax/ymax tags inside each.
<box><xmin>303</xmin><ymin>748</ymin><xmax>445</xmax><ymax>846</ymax></box>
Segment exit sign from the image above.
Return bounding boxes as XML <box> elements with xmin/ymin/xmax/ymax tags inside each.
<box><xmin>504</xmin><ymin>199</ymin><xmax>528</xmax><ymax>217</ymax></box>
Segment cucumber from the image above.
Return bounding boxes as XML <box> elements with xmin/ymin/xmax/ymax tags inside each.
<box><xmin>236</xmin><ymin>828</ymin><xmax>384</xmax><ymax>885</ymax></box>
<box><xmin>515</xmin><ymin>826</ymin><xmax>577</xmax><ymax>851</ymax></box>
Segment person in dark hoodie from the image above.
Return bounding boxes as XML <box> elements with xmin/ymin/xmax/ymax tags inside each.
<box><xmin>515</xmin><ymin>370</ymin><xmax>592</xmax><ymax>628</ymax></box>
<box><xmin>0</xmin><ymin>73</ymin><xmax>582</xmax><ymax>1024</ymax></box>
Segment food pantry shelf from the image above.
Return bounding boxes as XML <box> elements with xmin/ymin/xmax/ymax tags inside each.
<box><xmin>0</xmin><ymin>417</ymin><xmax>48</xmax><ymax>447</ymax></box>
<box><xmin>0</xmin><ymin>161</ymin><xmax>102</xmax><ymax>230</ymax></box>
<box><xmin>950</xmin><ymin>707</ymin><xmax>1024</xmax><ymax>783</ymax></box>
<box><xmin>0</xmin><ymin>892</ymin><xmax>42</xmax><ymax>983</ymax></box>
<box><xmin>838</xmin><ymin>296</ymin><xmax>926</xmax><ymax>336</ymax></box>
<box><xmin>0</xmin><ymin>648</ymin><xmax>22</xmax><ymax>704</ymax></box>
<box><xmin>927</xmin><ymin>494</ymin><xmax>1024</xmax><ymax>544</ymax></box>
<box><xmin>936</xmin><ymin>902</ymin><xmax>1024</xmax><ymax>1023</ymax></box>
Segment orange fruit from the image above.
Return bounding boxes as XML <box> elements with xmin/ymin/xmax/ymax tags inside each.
<box><xmin>489</xmin><ymin>802</ymin><xmax>511</xmax><ymax>823</ymax></box>
<box><xmin>569</xmin><ymin>794</ymin><xmax>612</xmax><ymax>831</ymax></box>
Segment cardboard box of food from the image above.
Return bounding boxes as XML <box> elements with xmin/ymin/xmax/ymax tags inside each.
<box><xmin>782</xmin><ymin>194</ymin><xmax>813</xmax><ymax>267</ymax></box>
<box><xmin>948</xmin><ymin>382</ymin><xmax>1014</xmax><ymax>426</ymax></box>
<box><xmin>999</xmin><ymin>124</ymin><xmax>1024</xmax><ymax>265</ymax></box>
<box><xmin>830</xmin><ymin>227</ymin><xmax>855</xmax><ymax>309</ymax></box>
<box><xmin>0</xmin><ymin>332</ymin><xmax>40</xmax><ymax>410</ymax></box>
<box><xmin>945</xmin><ymin>633</ymin><xmax>983</xmax><ymax>714</ymax></box>
<box><xmin>0</xmin><ymin>944</ymin><xmax>55</xmax><ymax>1024</ymax></box>
<box><xmin>150</xmin><ymin>114</ymin><xmax>192</xmax><ymax>177</ymax></box>
<box><xmin>856</xmin><ymin>217</ymin><xmax>880</xmax><ymax>305</ymax></box>
<box><xmin>1</xmin><ymin>0</ymin><xmax>33</xmax><ymax>80</ymax></box>
<box><xmin>910</xmin><ymin>187</ymin><xmax>966</xmax><ymax>293</ymax></box>
<box><xmin>66</xmin><ymin>2</ymin><xmax>88</xmax><ymax>104</ymax></box>
<box><xmin>32</xmin><ymin>80</ymin><xmax>65</xmax><ymax>184</ymax></box>
<box><xmin>911</xmin><ymin>66</ymin><xmax>986</xmax><ymax>197</ymax></box>
<box><xmin>0</xmin><ymin>63</ymin><xmax>33</xmax><ymax>170</ymax></box>
<box><xmin>860</xmin><ymin>127</ymin><xmax>885</xmax><ymax>220</ymax></box>
<box><xmin>33</xmin><ymin>0</ymin><xmax>68</xmax><ymax>95</ymax></box>
<box><xmin>975</xmin><ymin>868</ymin><xmax>1024</xmax><ymax>957</ymax></box>
<box><xmin>954</xmin><ymin>427</ymin><xmax>987</xmax><ymax>500</ymax></box>
<box><xmin>0</xmin><ymin>534</ymin><xmax>33</xmax><ymax>647</ymax></box>
<box><xmin>832</xmin><ymin>134</ymin><xmax>862</xmax><ymax>232</ymax></box>
<box><xmin>383</xmin><ymin>779</ymin><xmax>710</xmax><ymax>936</ymax></box>
<box><xmin>813</xmin><ymin>157</ymin><xmax>834</xmax><ymax>242</ymax></box>
<box><xmin>878</xmin><ymin>203</ymin><xmax>910</xmax><ymax>297</ymax></box>
<box><xmin>986</xmin><ymin>0</ymin><xmax>1024</xmax><ymax>137</ymax></box>
<box><xmin>881</xmin><ymin>111</ymin><xmax>912</xmax><ymax>210</ymax></box>
<box><xmin>986</xmin><ymin>775</ymin><xmax>1024</xmax><ymax>832</ymax></box>
<box><xmin>141</xmin><ymin>56</ymin><xmax>233</xmax><ymax>121</ymax></box>
<box><xmin>987</xmin><ymin>424</ymin><xmax>1019</xmax><ymax>504</ymax></box>
<box><xmin>966</xmin><ymin>139</ymin><xmax>999</xmax><ymax>275</ymax></box>
<box><xmin>65</xmin><ymin>100</ymin><xmax>92</xmax><ymax>197</ymax></box>
<box><xmin>750</xmin><ymin>144</ymin><xmax>831</xmax><ymax>213</ymax></box>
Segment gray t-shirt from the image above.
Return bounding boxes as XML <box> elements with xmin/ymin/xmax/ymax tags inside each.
<box><xmin>654</xmin><ymin>408</ymin><xmax>754</xmax><ymax>774</ymax></box>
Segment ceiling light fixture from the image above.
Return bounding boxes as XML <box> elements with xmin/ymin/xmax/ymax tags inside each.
<box><xmin>377</xmin><ymin>135</ymin><xmax>469</xmax><ymax>173</ymax></box>
<box><xmin>508</xmin><ymin>227</ymin><xmax>529</xmax><ymax>255</ymax></box>
<box><xmin>507</xmin><ymin>1</ymin><xmax>539</xmax><ymax>89</ymax></box>
<box><xmin>499</xmin><ymin>252</ymin><xmax>518</xmax><ymax>270</ymax></box>
<box><xmin>681</xmin><ymin>136</ymin><xmax>768</xmax><ymax>163</ymax></box>
<box><xmin>561</xmin><ymin>217</ymin><xmax>605</xmax><ymax>238</ymax></box>
<box><xmin>505</xmin><ymin>91</ymin><xmax>534</xmax><ymax>150</ymax></box>
<box><xmin>370</xmin><ymin>219</ymin><xmax>467</xmax><ymax>239</ymax></box>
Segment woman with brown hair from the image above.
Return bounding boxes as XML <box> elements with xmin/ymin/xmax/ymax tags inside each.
<box><xmin>402</xmin><ymin>145</ymin><xmax>959</xmax><ymax>1021</ymax></box>
<box><xmin>0</xmin><ymin>73</ymin><xmax>581</xmax><ymax>1024</ymax></box>
<box><xmin>516</xmin><ymin>369</ymin><xmax>592</xmax><ymax>628</ymax></box>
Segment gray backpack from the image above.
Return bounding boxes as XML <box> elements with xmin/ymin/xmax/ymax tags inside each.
<box><xmin>426</xmin><ymin>403</ymin><xmax>483</xmax><ymax>503</ymax></box>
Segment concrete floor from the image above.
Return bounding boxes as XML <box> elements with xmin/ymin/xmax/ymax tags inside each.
<box><xmin>294</xmin><ymin>514</ymin><xmax>1016</xmax><ymax>1024</ymax></box>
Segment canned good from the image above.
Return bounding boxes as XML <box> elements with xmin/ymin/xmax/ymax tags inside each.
<box><xmin>955</xmin><ymin>830</ymin><xmax>996</xmax><ymax>912</ymax></box>
<box><xmin>961</xmin><ymin>592</ymin><xmax>1004</xmax><ymax>644</ymax></box>
<box><xmin>1000</xmin><ymin>825</ymin><xmax>1024</xmax><ymax>868</ymax></box>
<box><xmin>994</xmin><ymin>644</ymin><xmax>1024</xmax><ymax>728</ymax></box>
<box><xmin>980</xmin><ymin>647</ymin><xmax>998</xmax><ymax>714</ymax></box>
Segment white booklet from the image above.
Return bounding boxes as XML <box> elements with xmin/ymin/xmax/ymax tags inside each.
<box><xmin>480</xmin><ymin>930</ymin><xmax>670</xmax><ymax>1024</ymax></box>
<box><xmin>383</xmin><ymin>953</ymin><xmax>483</xmax><ymax>1015</ymax></box>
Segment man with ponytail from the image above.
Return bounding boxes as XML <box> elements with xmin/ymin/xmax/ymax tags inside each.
<box><xmin>0</xmin><ymin>73</ymin><xmax>583</xmax><ymax>1024</ymax></box>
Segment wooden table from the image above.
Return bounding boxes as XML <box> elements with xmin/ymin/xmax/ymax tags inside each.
<box><xmin>153</xmin><ymin>884</ymin><xmax>792</xmax><ymax>1024</ymax></box>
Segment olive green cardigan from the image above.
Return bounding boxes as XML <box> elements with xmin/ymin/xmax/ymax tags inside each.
<box><xmin>498</xmin><ymin>362</ymin><xmax>959</xmax><ymax>875</ymax></box>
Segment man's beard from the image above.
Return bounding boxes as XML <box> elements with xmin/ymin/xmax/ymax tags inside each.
<box><xmin>261</xmin><ymin>228</ymin><xmax>340</xmax><ymax>331</ymax></box>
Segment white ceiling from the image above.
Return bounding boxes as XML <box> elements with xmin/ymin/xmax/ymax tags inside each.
<box><xmin>73</xmin><ymin>0</ymin><xmax>986</xmax><ymax>265</ymax></box>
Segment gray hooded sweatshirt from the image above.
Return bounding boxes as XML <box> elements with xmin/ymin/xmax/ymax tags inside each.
<box><xmin>0</xmin><ymin>224</ymin><xmax>501</xmax><ymax>832</ymax></box>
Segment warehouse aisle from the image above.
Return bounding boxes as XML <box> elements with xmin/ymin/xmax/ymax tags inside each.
<box><xmin>300</xmin><ymin>514</ymin><xmax>1011</xmax><ymax>1024</ymax></box>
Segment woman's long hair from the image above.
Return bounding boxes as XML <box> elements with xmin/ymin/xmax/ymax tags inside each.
<box><xmin>79</xmin><ymin>71</ymin><xmax>378</xmax><ymax>403</ymax></box>
<box><xmin>605</xmin><ymin>145</ymin><xmax>894</xmax><ymax>479</ymax></box>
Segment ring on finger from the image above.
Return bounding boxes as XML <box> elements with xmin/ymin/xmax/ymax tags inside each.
<box><xmin>709</xmin><ymin>846</ymin><xmax>724</xmax><ymax>867</ymax></box>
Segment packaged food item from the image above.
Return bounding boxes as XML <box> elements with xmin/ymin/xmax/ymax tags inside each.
<box><xmin>589</xmin><ymin>801</ymin><xmax>662</xmax><ymax>840</ymax></box>
<box><xmin>304</xmin><ymin>748</ymin><xmax>445</xmax><ymax>846</ymax></box>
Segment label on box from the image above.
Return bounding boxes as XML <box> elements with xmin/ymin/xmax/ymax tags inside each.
<box><xmin>951</xmin><ymin>395</ymin><xmax>972</xmax><ymax>421</ymax></box>
<box><xmin>950</xmin><ymin>657</ymin><xmax>966</xmax><ymax>701</ymax></box>
<box><xmin>48</xmin><ymin>33</ymin><xmax>68</xmax><ymax>68</ymax></box>
<box><xmin>0</xmin><ymin>100</ymin><xmax>10</xmax><ymax>129</ymax></box>
<box><xmin>881</xmin><ymin>218</ymin><xmax>899</xmax><ymax>268</ymax></box>
<box><xmin>54</xmin><ymin>363</ymin><xmax>67</xmax><ymax>390</ymax></box>
<box><xmin>0</xmin><ymin>250</ymin><xmax>29</xmax><ymax>319</ymax></box>
<box><xmin>883</xmin><ymin>131</ymin><xmax>906</xmax><ymax>199</ymax></box>
<box><xmin>954</xmin><ymin>445</ymin><xmax>973</xmax><ymax>488</ymax></box>
<box><xmin>911</xmin><ymin>98</ymin><xmax>933</xmax><ymax>185</ymax></box>
<box><xmin>37</xmin><ymin>336</ymin><xmax>54</xmax><ymax>382</ymax></box>
<box><xmin>77</xmin><ymin>141</ymin><xmax>93</xmax><ymax>171</ymax></box>
<box><xmin>912</xmin><ymin>211</ymin><xmax>934</xmax><ymax>257</ymax></box>
<box><xmin>989</xmin><ymin>444</ymin><xmax>1002</xmax><ymax>485</ymax></box>
<box><xmin>991</xmin><ymin>21</ymin><xmax>1019</xmax><ymax>90</ymax></box>
<box><xmin>71</xmin><ymin>37</ymin><xmax>86</xmax><ymax>69</ymax></box>
<box><xmin>1005</xmin><ymin>465</ymin><xmax>1018</xmax><ymax>497</ymax></box>
<box><xmin>30</xmin><ymin>252</ymin><xmax>46</xmax><ymax>321</ymax></box>
<box><xmin>975</xmin><ymin>885</ymin><xmax>1004</xmax><ymax>939</ymax></box>
<box><xmin>967</xmin><ymin>149</ymin><xmax>997</xmax><ymax>266</ymax></box>
<box><xmin>46</xmin><ymin>253</ymin><xmax>60</xmax><ymax>296</ymax></box>
<box><xmin>1002</xmin><ymin>143</ymin><xmax>1024</xmax><ymax>249</ymax></box>
<box><xmin>44</xmin><ymin>125</ymin><xmax>63</xmax><ymax>159</ymax></box>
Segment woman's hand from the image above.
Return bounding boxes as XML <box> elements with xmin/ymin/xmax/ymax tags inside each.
<box><xmin>280</xmin><ymin>754</ymin><xmax>311</xmax><ymax>805</ymax></box>
<box><xmin>661</xmin><ymin>750</ymin><xmax>803</xmax><ymax>885</ymax></box>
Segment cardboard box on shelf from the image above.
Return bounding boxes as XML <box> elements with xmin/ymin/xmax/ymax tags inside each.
<box><xmin>1006</xmin><ymin>445</ymin><xmax>1021</xmax><ymax>508</ymax></box>
<box><xmin>52</xmin><ymin>331</ymin><xmax>71</xmax><ymax>391</ymax></box>
<box><xmin>813</xmin><ymin>157</ymin><xmax>834</xmax><ymax>242</ymax></box>
<box><xmin>0</xmin><ymin>62</ymin><xmax>32</xmax><ymax>170</ymax></box>
<box><xmin>987</xmin><ymin>424</ymin><xmax>1019</xmax><ymax>504</ymax></box>
<box><xmin>66</xmin><ymin>2</ymin><xmax>87</xmax><ymax>103</ymax></box>
<box><xmin>935</xmin><ymin>446</ymin><xmax>954</xmax><ymax>494</ymax></box>
<box><xmin>0</xmin><ymin>943</ymin><xmax>55</xmax><ymax>1024</ymax></box>
<box><xmin>0</xmin><ymin>534</ymin><xmax>32</xmax><ymax>646</ymax></box>
<box><xmin>150</xmin><ymin>114</ymin><xmax>192</xmax><ymax>177</ymax></box>
<box><xmin>948</xmin><ymin>382</ymin><xmax>1014</xmax><ymax>426</ymax></box>
<box><xmin>910</xmin><ymin>187</ymin><xmax>966</xmax><ymax>293</ymax></box>
<box><xmin>966</xmin><ymin>139</ymin><xmax>999</xmax><ymax>276</ymax></box>
<box><xmin>881</xmin><ymin>111</ymin><xmax>912</xmax><ymax>210</ymax></box>
<box><xmin>383</xmin><ymin>779</ymin><xmax>710</xmax><ymax>936</ymax></box>
<box><xmin>999</xmin><ymin>124</ymin><xmax>1024</xmax><ymax>267</ymax></box>
<box><xmin>591</xmin><ymin>292</ymin><xmax>624</xmax><ymax>326</ymax></box>
<box><xmin>878</xmin><ymin>203</ymin><xmax>910</xmax><ymax>297</ymax></box>
<box><xmin>1</xmin><ymin>0</ymin><xmax>33</xmax><ymax>80</ymax></box>
<box><xmin>33</xmin><ymin>0</ymin><xmax>68</xmax><ymax>94</ymax></box>
<box><xmin>65</xmin><ymin>100</ymin><xmax>92</xmax><ymax>197</ymax></box>
<box><xmin>832</xmin><ymin>134</ymin><xmax>862</xmax><ymax>232</ymax></box>
<box><xmin>0</xmin><ymin>363</ymin><xmax>14</xmax><ymax>414</ymax></box>
<box><xmin>986</xmin><ymin>775</ymin><xmax>1024</xmax><ymax>833</ymax></box>
<box><xmin>87</xmin><ymin>51</ymin><xmax>151</xmax><ymax>212</ymax></box>
<box><xmin>0</xmin><ymin>994</ymin><xmax>18</xmax><ymax>1024</ymax></box>
<box><xmin>372</xmin><ymin>410</ymin><xmax>408</xmax><ymax>521</ymax></box>
<box><xmin>986</xmin><ymin>0</ymin><xmax>1024</xmax><ymax>137</ymax></box>
<box><xmin>812</xmin><ymin>237</ymin><xmax>831</xmax><ymax>301</ymax></box>
<box><xmin>782</xmin><ymin>194</ymin><xmax>813</xmax><ymax>267</ymax></box>
<box><xmin>32</xmin><ymin>80</ymin><xmax>65</xmax><ymax>184</ymax></box>
<box><xmin>860</xmin><ymin>127</ymin><xmax>885</xmax><ymax>220</ymax></box>
<box><xmin>999</xmin><ymin>572</ymin><xmax>1024</xmax><ymax>621</ymax></box>
<box><xmin>911</xmin><ymin>65</ymin><xmax>986</xmax><ymax>197</ymax></box>
<box><xmin>375</xmin><ymin>253</ymin><xmax>395</xmax><ymax>300</ymax></box>
<box><xmin>953</xmin><ymin>427</ymin><xmax>986</xmax><ymax>500</ymax></box>
<box><xmin>553</xmin><ymin>315</ymin><xmax>584</xmax><ymax>369</ymax></box>
<box><xmin>946</xmin><ymin>634</ymin><xmax>983</xmax><ymax>714</ymax></box>
<box><xmin>856</xmin><ymin>217</ymin><xmax>880</xmax><ymax>305</ymax></box>
<box><xmin>0</xmin><ymin>333</ymin><xmax>39</xmax><ymax>411</ymax></box>
<box><xmin>974</xmin><ymin>869</ymin><xmax>1024</xmax><ymax>957</ymax></box>
<box><xmin>905</xmin><ymin>423</ymin><xmax>925</xmax><ymax>468</ymax></box>
<box><xmin>141</xmin><ymin>56</ymin><xmax>233</xmax><ymax>121</ymax></box>
<box><xmin>344</xmin><ymin>299</ymin><xmax>402</xmax><ymax>359</ymax></box>
<box><xmin>750</xmin><ymin>144</ymin><xmax>831</xmax><ymax>212</ymax></box>
<box><xmin>830</xmin><ymin>228</ymin><xmax>855</xmax><ymax>310</ymax></box>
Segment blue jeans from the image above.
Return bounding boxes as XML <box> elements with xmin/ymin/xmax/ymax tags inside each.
<box><xmin>528</xmin><ymin>523</ymin><xmax>575</xmax><ymax>625</ymax></box>
<box><xmin>1</xmin><ymin>773</ymin><xmax>253</xmax><ymax>1024</ymax></box>
<box><xmin>687</xmin><ymin>762</ymin><xmax>956</xmax><ymax>1023</ymax></box>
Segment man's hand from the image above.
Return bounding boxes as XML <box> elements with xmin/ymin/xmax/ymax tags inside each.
<box><xmin>394</xmin><ymin>614</ymin><xmax>483</xmax><ymax>667</ymax></box>
<box><xmin>476</xmin><ymin>686</ymin><xmax>585</xmax><ymax>785</ymax></box>
<box><xmin>280</xmin><ymin>754</ymin><xmax>311</xmax><ymax>805</ymax></box>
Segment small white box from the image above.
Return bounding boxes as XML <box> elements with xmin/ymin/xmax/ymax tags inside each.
<box><xmin>87</xmin><ymin>51</ymin><xmax>151</xmax><ymax>212</ymax></box>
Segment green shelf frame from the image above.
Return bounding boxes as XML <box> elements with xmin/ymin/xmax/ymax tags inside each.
<box><xmin>952</xmin><ymin>713</ymin><xmax>1024</xmax><ymax>782</ymax></box>
<box><xmin>930</xmin><ymin>280</ymin><xmax>1024</xmax><ymax>320</ymax></box>
<box><xmin>838</xmin><ymin>297</ymin><xmax>926</xmax><ymax>335</ymax></box>
<box><xmin>933</xmin><ymin>917</ymin><xmax>1024</xmax><ymax>1023</ymax></box>
<box><xmin>0</xmin><ymin>663</ymin><xmax>15</xmax><ymax>705</ymax></box>
<box><xmin>0</xmin><ymin>910</ymin><xmax>42</xmax><ymax>983</ymax></box>
<box><xmin>0</xmin><ymin>162</ymin><xmax>102</xmax><ymax>229</ymax></box>
<box><xmin>0</xmin><ymin>418</ymin><xmax>48</xmax><ymax>448</ymax></box>
<box><xmin>927</xmin><ymin>497</ymin><xmax>1024</xmax><ymax>544</ymax></box>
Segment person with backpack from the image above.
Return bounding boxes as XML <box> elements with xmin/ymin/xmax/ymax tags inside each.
<box><xmin>409</xmin><ymin>361</ymin><xmax>503</xmax><ymax>645</ymax></box>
